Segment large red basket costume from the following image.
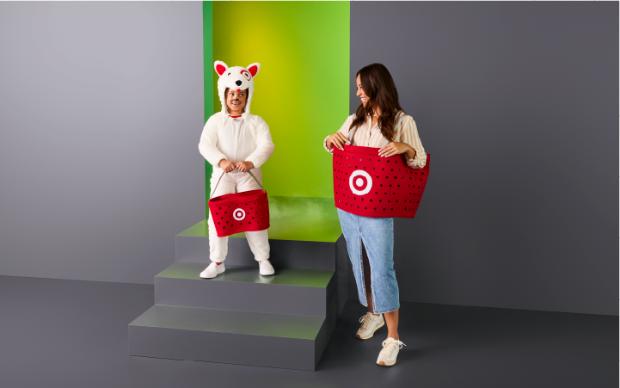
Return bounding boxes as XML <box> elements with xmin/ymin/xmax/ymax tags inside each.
<box><xmin>333</xmin><ymin>145</ymin><xmax>430</xmax><ymax>219</ymax></box>
<box><xmin>208</xmin><ymin>172</ymin><xmax>270</xmax><ymax>237</ymax></box>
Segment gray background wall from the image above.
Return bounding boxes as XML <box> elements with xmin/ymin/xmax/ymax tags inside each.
<box><xmin>0</xmin><ymin>2</ymin><xmax>616</xmax><ymax>316</ymax></box>
<box><xmin>349</xmin><ymin>2</ymin><xmax>617</xmax><ymax>316</ymax></box>
<box><xmin>0</xmin><ymin>2</ymin><xmax>205</xmax><ymax>285</ymax></box>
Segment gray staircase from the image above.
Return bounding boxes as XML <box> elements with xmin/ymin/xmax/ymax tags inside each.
<box><xmin>129</xmin><ymin>305</ymin><xmax>329</xmax><ymax>370</ymax></box>
<box><xmin>175</xmin><ymin>232</ymin><xmax>340</xmax><ymax>271</ymax></box>
<box><xmin>154</xmin><ymin>262</ymin><xmax>336</xmax><ymax>316</ymax></box>
<box><xmin>129</xmin><ymin>199</ymin><xmax>347</xmax><ymax>371</ymax></box>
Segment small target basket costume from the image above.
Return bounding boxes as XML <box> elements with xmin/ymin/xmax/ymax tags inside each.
<box><xmin>208</xmin><ymin>171</ymin><xmax>270</xmax><ymax>237</ymax></box>
<box><xmin>333</xmin><ymin>145</ymin><xmax>430</xmax><ymax>219</ymax></box>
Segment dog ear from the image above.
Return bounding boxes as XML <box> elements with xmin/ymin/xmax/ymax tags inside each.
<box><xmin>214</xmin><ymin>61</ymin><xmax>228</xmax><ymax>77</ymax></box>
<box><xmin>246</xmin><ymin>63</ymin><xmax>260</xmax><ymax>78</ymax></box>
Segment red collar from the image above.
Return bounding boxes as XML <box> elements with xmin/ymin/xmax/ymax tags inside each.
<box><xmin>228</xmin><ymin>115</ymin><xmax>242</xmax><ymax>119</ymax></box>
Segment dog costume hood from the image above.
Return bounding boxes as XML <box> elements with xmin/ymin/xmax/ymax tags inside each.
<box><xmin>214</xmin><ymin>60</ymin><xmax>260</xmax><ymax>119</ymax></box>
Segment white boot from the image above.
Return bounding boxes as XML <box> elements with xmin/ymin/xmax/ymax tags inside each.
<box><xmin>200</xmin><ymin>262</ymin><xmax>225</xmax><ymax>279</ymax></box>
<box><xmin>356</xmin><ymin>312</ymin><xmax>384</xmax><ymax>339</ymax></box>
<box><xmin>258</xmin><ymin>260</ymin><xmax>274</xmax><ymax>276</ymax></box>
<box><xmin>377</xmin><ymin>337</ymin><xmax>406</xmax><ymax>366</ymax></box>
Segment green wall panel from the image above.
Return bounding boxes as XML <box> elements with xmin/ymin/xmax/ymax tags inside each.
<box><xmin>211</xmin><ymin>1</ymin><xmax>350</xmax><ymax>198</ymax></box>
<box><xmin>203</xmin><ymin>2</ymin><xmax>214</xmax><ymax>219</ymax></box>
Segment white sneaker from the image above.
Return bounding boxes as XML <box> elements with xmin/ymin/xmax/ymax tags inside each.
<box><xmin>259</xmin><ymin>260</ymin><xmax>274</xmax><ymax>276</ymax></box>
<box><xmin>356</xmin><ymin>312</ymin><xmax>384</xmax><ymax>339</ymax></box>
<box><xmin>377</xmin><ymin>337</ymin><xmax>406</xmax><ymax>366</ymax></box>
<box><xmin>199</xmin><ymin>262</ymin><xmax>225</xmax><ymax>279</ymax></box>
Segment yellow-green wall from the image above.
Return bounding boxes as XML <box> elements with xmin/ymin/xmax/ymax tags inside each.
<box><xmin>211</xmin><ymin>1</ymin><xmax>350</xmax><ymax>198</ymax></box>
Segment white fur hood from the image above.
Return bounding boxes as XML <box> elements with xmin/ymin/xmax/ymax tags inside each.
<box><xmin>214</xmin><ymin>60</ymin><xmax>260</xmax><ymax>120</ymax></box>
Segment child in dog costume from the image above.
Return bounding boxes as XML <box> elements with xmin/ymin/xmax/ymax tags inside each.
<box><xmin>198</xmin><ymin>61</ymin><xmax>275</xmax><ymax>278</ymax></box>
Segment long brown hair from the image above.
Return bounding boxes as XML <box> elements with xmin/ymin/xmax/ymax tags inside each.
<box><xmin>350</xmin><ymin>63</ymin><xmax>403</xmax><ymax>142</ymax></box>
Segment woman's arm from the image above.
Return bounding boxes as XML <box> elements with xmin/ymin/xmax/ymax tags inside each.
<box><xmin>324</xmin><ymin>115</ymin><xmax>354</xmax><ymax>152</ymax></box>
<box><xmin>378</xmin><ymin>115</ymin><xmax>427</xmax><ymax>169</ymax></box>
<box><xmin>400</xmin><ymin>116</ymin><xmax>427</xmax><ymax>169</ymax></box>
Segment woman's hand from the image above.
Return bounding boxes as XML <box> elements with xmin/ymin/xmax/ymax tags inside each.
<box><xmin>378</xmin><ymin>142</ymin><xmax>415</xmax><ymax>159</ymax></box>
<box><xmin>326</xmin><ymin>132</ymin><xmax>350</xmax><ymax>151</ymax></box>
<box><xmin>218</xmin><ymin>159</ymin><xmax>236</xmax><ymax>173</ymax></box>
<box><xmin>235</xmin><ymin>161</ymin><xmax>254</xmax><ymax>173</ymax></box>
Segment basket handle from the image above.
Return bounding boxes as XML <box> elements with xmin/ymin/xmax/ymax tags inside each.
<box><xmin>247</xmin><ymin>171</ymin><xmax>264</xmax><ymax>191</ymax></box>
<box><xmin>209</xmin><ymin>170</ymin><xmax>265</xmax><ymax>200</ymax></box>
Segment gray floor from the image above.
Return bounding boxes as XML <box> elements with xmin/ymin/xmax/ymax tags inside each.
<box><xmin>0</xmin><ymin>275</ymin><xmax>616</xmax><ymax>388</ymax></box>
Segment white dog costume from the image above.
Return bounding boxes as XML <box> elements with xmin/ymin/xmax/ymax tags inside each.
<box><xmin>198</xmin><ymin>61</ymin><xmax>275</xmax><ymax>269</ymax></box>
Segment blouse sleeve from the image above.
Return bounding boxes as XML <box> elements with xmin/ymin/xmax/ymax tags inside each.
<box><xmin>397</xmin><ymin>115</ymin><xmax>427</xmax><ymax>169</ymax></box>
<box><xmin>323</xmin><ymin>115</ymin><xmax>354</xmax><ymax>153</ymax></box>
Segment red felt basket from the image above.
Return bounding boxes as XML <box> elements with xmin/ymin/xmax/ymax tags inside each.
<box><xmin>208</xmin><ymin>172</ymin><xmax>270</xmax><ymax>237</ymax></box>
<box><xmin>332</xmin><ymin>145</ymin><xmax>430</xmax><ymax>219</ymax></box>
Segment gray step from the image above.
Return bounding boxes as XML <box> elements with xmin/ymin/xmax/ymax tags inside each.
<box><xmin>128</xmin><ymin>305</ymin><xmax>330</xmax><ymax>371</ymax></box>
<box><xmin>154</xmin><ymin>262</ymin><xmax>335</xmax><ymax>316</ymax></box>
<box><xmin>175</xmin><ymin>234</ymin><xmax>339</xmax><ymax>271</ymax></box>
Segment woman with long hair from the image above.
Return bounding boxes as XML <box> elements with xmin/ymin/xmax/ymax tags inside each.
<box><xmin>324</xmin><ymin>63</ymin><xmax>427</xmax><ymax>366</ymax></box>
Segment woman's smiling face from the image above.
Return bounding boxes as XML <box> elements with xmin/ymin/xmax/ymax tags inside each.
<box><xmin>356</xmin><ymin>74</ymin><xmax>369</xmax><ymax>107</ymax></box>
<box><xmin>226</xmin><ymin>88</ymin><xmax>247</xmax><ymax>114</ymax></box>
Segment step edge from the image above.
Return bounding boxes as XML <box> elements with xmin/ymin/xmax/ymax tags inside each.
<box><xmin>128</xmin><ymin>322</ymin><xmax>320</xmax><ymax>341</ymax></box>
<box><xmin>155</xmin><ymin>276</ymin><xmax>332</xmax><ymax>289</ymax></box>
<box><xmin>129</xmin><ymin>305</ymin><xmax>325</xmax><ymax>341</ymax></box>
<box><xmin>175</xmin><ymin>233</ymin><xmax>341</xmax><ymax>244</ymax></box>
<box><xmin>155</xmin><ymin>264</ymin><xmax>335</xmax><ymax>288</ymax></box>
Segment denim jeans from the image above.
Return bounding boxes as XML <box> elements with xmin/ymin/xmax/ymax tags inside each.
<box><xmin>337</xmin><ymin>208</ymin><xmax>400</xmax><ymax>314</ymax></box>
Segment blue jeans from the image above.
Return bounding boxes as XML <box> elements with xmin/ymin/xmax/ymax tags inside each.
<box><xmin>337</xmin><ymin>208</ymin><xmax>400</xmax><ymax>314</ymax></box>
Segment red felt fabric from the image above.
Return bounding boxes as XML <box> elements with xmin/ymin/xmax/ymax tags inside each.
<box><xmin>216</xmin><ymin>64</ymin><xmax>227</xmax><ymax>76</ymax></box>
<box><xmin>208</xmin><ymin>189</ymin><xmax>270</xmax><ymax>237</ymax></box>
<box><xmin>332</xmin><ymin>145</ymin><xmax>430</xmax><ymax>219</ymax></box>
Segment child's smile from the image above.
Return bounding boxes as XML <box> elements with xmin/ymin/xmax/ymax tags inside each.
<box><xmin>226</xmin><ymin>88</ymin><xmax>247</xmax><ymax>115</ymax></box>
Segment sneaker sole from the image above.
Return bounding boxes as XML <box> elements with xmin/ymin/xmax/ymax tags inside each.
<box><xmin>199</xmin><ymin>268</ymin><xmax>225</xmax><ymax>279</ymax></box>
<box><xmin>377</xmin><ymin>359</ymin><xmax>396</xmax><ymax>367</ymax></box>
<box><xmin>355</xmin><ymin>320</ymin><xmax>385</xmax><ymax>340</ymax></box>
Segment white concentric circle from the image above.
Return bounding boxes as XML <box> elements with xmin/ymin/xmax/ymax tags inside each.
<box><xmin>349</xmin><ymin>170</ymin><xmax>372</xmax><ymax>195</ymax></box>
<box><xmin>241</xmin><ymin>69</ymin><xmax>252</xmax><ymax>81</ymax></box>
<box><xmin>233</xmin><ymin>208</ymin><xmax>246</xmax><ymax>221</ymax></box>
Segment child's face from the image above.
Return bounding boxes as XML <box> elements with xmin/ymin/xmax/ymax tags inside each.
<box><xmin>226</xmin><ymin>88</ymin><xmax>247</xmax><ymax>113</ymax></box>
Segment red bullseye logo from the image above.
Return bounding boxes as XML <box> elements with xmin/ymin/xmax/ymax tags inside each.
<box><xmin>233</xmin><ymin>208</ymin><xmax>246</xmax><ymax>221</ymax></box>
<box><xmin>349</xmin><ymin>170</ymin><xmax>372</xmax><ymax>195</ymax></box>
<box><xmin>241</xmin><ymin>69</ymin><xmax>252</xmax><ymax>81</ymax></box>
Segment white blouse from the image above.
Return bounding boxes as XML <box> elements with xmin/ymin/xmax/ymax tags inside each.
<box><xmin>323</xmin><ymin>111</ymin><xmax>427</xmax><ymax>169</ymax></box>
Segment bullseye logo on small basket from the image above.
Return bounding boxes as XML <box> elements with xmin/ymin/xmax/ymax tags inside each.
<box><xmin>233</xmin><ymin>208</ymin><xmax>246</xmax><ymax>221</ymax></box>
<box><xmin>349</xmin><ymin>170</ymin><xmax>372</xmax><ymax>195</ymax></box>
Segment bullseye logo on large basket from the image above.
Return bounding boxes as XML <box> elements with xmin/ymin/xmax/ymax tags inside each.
<box><xmin>349</xmin><ymin>170</ymin><xmax>372</xmax><ymax>195</ymax></box>
<box><xmin>233</xmin><ymin>208</ymin><xmax>246</xmax><ymax>221</ymax></box>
